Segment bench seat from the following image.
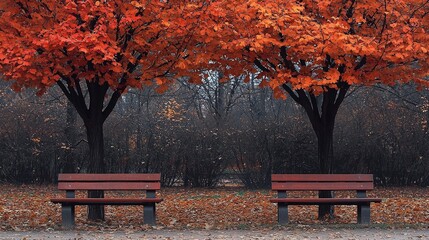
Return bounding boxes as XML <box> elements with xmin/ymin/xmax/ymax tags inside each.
<box><xmin>51</xmin><ymin>198</ymin><xmax>163</xmax><ymax>205</ymax></box>
<box><xmin>270</xmin><ymin>198</ymin><xmax>381</xmax><ymax>205</ymax></box>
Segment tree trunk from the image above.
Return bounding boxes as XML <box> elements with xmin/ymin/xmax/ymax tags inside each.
<box><xmin>316</xmin><ymin>122</ymin><xmax>335</xmax><ymax>219</ymax></box>
<box><xmin>272</xmin><ymin>53</ymin><xmax>356</xmax><ymax>220</ymax></box>
<box><xmin>281</xmin><ymin>86</ymin><xmax>349</xmax><ymax>220</ymax></box>
<box><xmin>85</xmin><ymin>120</ymin><xmax>105</xmax><ymax>221</ymax></box>
<box><xmin>318</xmin><ymin>128</ymin><xmax>334</xmax><ymax>174</ymax></box>
<box><xmin>57</xmin><ymin>75</ymin><xmax>124</xmax><ymax>223</ymax></box>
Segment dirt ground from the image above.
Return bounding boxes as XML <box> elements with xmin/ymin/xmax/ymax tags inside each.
<box><xmin>0</xmin><ymin>227</ymin><xmax>428</xmax><ymax>240</ymax></box>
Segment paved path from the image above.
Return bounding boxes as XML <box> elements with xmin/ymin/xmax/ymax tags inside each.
<box><xmin>0</xmin><ymin>228</ymin><xmax>428</xmax><ymax>240</ymax></box>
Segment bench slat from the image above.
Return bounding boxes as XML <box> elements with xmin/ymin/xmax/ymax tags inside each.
<box><xmin>270</xmin><ymin>198</ymin><xmax>382</xmax><ymax>204</ymax></box>
<box><xmin>270</xmin><ymin>174</ymin><xmax>379</xmax><ymax>224</ymax></box>
<box><xmin>272</xmin><ymin>181</ymin><xmax>374</xmax><ymax>191</ymax></box>
<box><xmin>271</xmin><ymin>174</ymin><xmax>373</xmax><ymax>182</ymax></box>
<box><xmin>58</xmin><ymin>173</ymin><xmax>161</xmax><ymax>182</ymax></box>
<box><xmin>58</xmin><ymin>182</ymin><xmax>161</xmax><ymax>190</ymax></box>
<box><xmin>51</xmin><ymin>198</ymin><xmax>163</xmax><ymax>205</ymax></box>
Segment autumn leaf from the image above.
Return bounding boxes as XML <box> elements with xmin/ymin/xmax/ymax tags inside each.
<box><xmin>155</xmin><ymin>84</ymin><xmax>170</xmax><ymax>94</ymax></box>
<box><xmin>188</xmin><ymin>76</ymin><xmax>203</xmax><ymax>85</ymax></box>
<box><xmin>188</xmin><ymin>0</ymin><xmax>428</xmax><ymax>96</ymax></box>
<box><xmin>0</xmin><ymin>185</ymin><xmax>428</xmax><ymax>231</ymax></box>
<box><xmin>0</xmin><ymin>0</ymin><xmax>202</xmax><ymax>95</ymax></box>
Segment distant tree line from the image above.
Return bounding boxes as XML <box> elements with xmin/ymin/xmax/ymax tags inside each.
<box><xmin>0</xmin><ymin>80</ymin><xmax>428</xmax><ymax>187</ymax></box>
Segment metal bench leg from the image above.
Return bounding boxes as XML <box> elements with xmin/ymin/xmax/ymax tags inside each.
<box><xmin>62</xmin><ymin>204</ymin><xmax>75</xmax><ymax>229</ymax></box>
<box><xmin>278</xmin><ymin>203</ymin><xmax>289</xmax><ymax>224</ymax></box>
<box><xmin>357</xmin><ymin>204</ymin><xmax>370</xmax><ymax>224</ymax></box>
<box><xmin>144</xmin><ymin>203</ymin><xmax>156</xmax><ymax>225</ymax></box>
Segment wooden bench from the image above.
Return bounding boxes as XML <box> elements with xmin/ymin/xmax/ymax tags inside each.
<box><xmin>51</xmin><ymin>173</ymin><xmax>163</xmax><ymax>228</ymax></box>
<box><xmin>270</xmin><ymin>174</ymin><xmax>382</xmax><ymax>224</ymax></box>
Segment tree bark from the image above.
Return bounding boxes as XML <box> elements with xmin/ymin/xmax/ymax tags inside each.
<box><xmin>85</xmin><ymin>117</ymin><xmax>106</xmax><ymax>221</ymax></box>
<box><xmin>316</xmin><ymin>120</ymin><xmax>335</xmax><ymax>219</ymax></box>
<box><xmin>84</xmin><ymin>80</ymin><xmax>108</xmax><ymax>221</ymax></box>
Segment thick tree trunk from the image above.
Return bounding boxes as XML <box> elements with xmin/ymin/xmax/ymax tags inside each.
<box><xmin>57</xmin><ymin>71</ymin><xmax>125</xmax><ymax>223</ymax></box>
<box><xmin>281</xmin><ymin>86</ymin><xmax>348</xmax><ymax>220</ymax></box>
<box><xmin>271</xmin><ymin>52</ymin><xmax>357</xmax><ymax>220</ymax></box>
<box><xmin>85</xmin><ymin>120</ymin><xmax>105</xmax><ymax>221</ymax></box>
<box><xmin>316</xmin><ymin>123</ymin><xmax>335</xmax><ymax>219</ymax></box>
<box><xmin>82</xmin><ymin>81</ymin><xmax>115</xmax><ymax>222</ymax></box>
<box><xmin>317</xmin><ymin>129</ymin><xmax>334</xmax><ymax>174</ymax></box>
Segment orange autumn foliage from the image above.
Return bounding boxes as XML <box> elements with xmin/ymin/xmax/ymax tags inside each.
<box><xmin>189</xmin><ymin>0</ymin><xmax>429</xmax><ymax>97</ymax></box>
<box><xmin>0</xmin><ymin>1</ymin><xmax>427</xmax><ymax>98</ymax></box>
<box><xmin>0</xmin><ymin>0</ymin><xmax>205</xmax><ymax>95</ymax></box>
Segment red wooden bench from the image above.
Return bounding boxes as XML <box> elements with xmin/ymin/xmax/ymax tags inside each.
<box><xmin>51</xmin><ymin>173</ymin><xmax>163</xmax><ymax>228</ymax></box>
<box><xmin>270</xmin><ymin>174</ymin><xmax>382</xmax><ymax>224</ymax></box>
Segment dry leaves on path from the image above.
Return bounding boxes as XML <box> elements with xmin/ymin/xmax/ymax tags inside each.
<box><xmin>0</xmin><ymin>185</ymin><xmax>428</xmax><ymax>231</ymax></box>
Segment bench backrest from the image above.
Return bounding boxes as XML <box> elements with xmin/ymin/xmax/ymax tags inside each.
<box><xmin>271</xmin><ymin>174</ymin><xmax>374</xmax><ymax>191</ymax></box>
<box><xmin>57</xmin><ymin>173</ymin><xmax>161</xmax><ymax>191</ymax></box>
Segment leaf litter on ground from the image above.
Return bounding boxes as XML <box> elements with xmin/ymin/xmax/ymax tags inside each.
<box><xmin>0</xmin><ymin>185</ymin><xmax>428</xmax><ymax>231</ymax></box>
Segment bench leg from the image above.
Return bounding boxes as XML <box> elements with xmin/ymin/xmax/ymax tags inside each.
<box><xmin>61</xmin><ymin>204</ymin><xmax>75</xmax><ymax>229</ymax></box>
<box><xmin>357</xmin><ymin>204</ymin><xmax>370</xmax><ymax>224</ymax></box>
<box><xmin>144</xmin><ymin>203</ymin><xmax>156</xmax><ymax>225</ymax></box>
<box><xmin>278</xmin><ymin>203</ymin><xmax>289</xmax><ymax>224</ymax></box>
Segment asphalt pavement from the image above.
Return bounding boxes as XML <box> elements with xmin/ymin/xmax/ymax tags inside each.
<box><xmin>0</xmin><ymin>228</ymin><xmax>428</xmax><ymax>240</ymax></box>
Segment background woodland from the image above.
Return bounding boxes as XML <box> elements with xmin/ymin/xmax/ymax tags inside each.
<box><xmin>1</xmin><ymin>79</ymin><xmax>428</xmax><ymax>188</ymax></box>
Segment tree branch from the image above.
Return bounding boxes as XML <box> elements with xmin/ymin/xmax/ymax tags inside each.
<box><xmin>57</xmin><ymin>78</ymin><xmax>89</xmax><ymax>121</ymax></box>
<box><xmin>354</xmin><ymin>55</ymin><xmax>367</xmax><ymax>70</ymax></box>
<box><xmin>334</xmin><ymin>82</ymin><xmax>350</xmax><ymax>110</ymax></box>
<box><xmin>296</xmin><ymin>89</ymin><xmax>319</xmax><ymax>135</ymax></box>
<box><xmin>73</xmin><ymin>77</ymin><xmax>87</xmax><ymax>111</ymax></box>
<box><xmin>280</xmin><ymin>46</ymin><xmax>298</xmax><ymax>73</ymax></box>
<box><xmin>57</xmin><ymin>79</ymin><xmax>72</xmax><ymax>101</ymax></box>
<box><xmin>102</xmin><ymin>90</ymin><xmax>122</xmax><ymax>122</ymax></box>
<box><xmin>310</xmin><ymin>92</ymin><xmax>321</xmax><ymax>120</ymax></box>
<box><xmin>254</xmin><ymin>59</ymin><xmax>270</xmax><ymax>72</ymax></box>
<box><xmin>282</xmin><ymin>84</ymin><xmax>300</xmax><ymax>103</ymax></box>
<box><xmin>88</xmin><ymin>15</ymin><xmax>100</xmax><ymax>32</ymax></box>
